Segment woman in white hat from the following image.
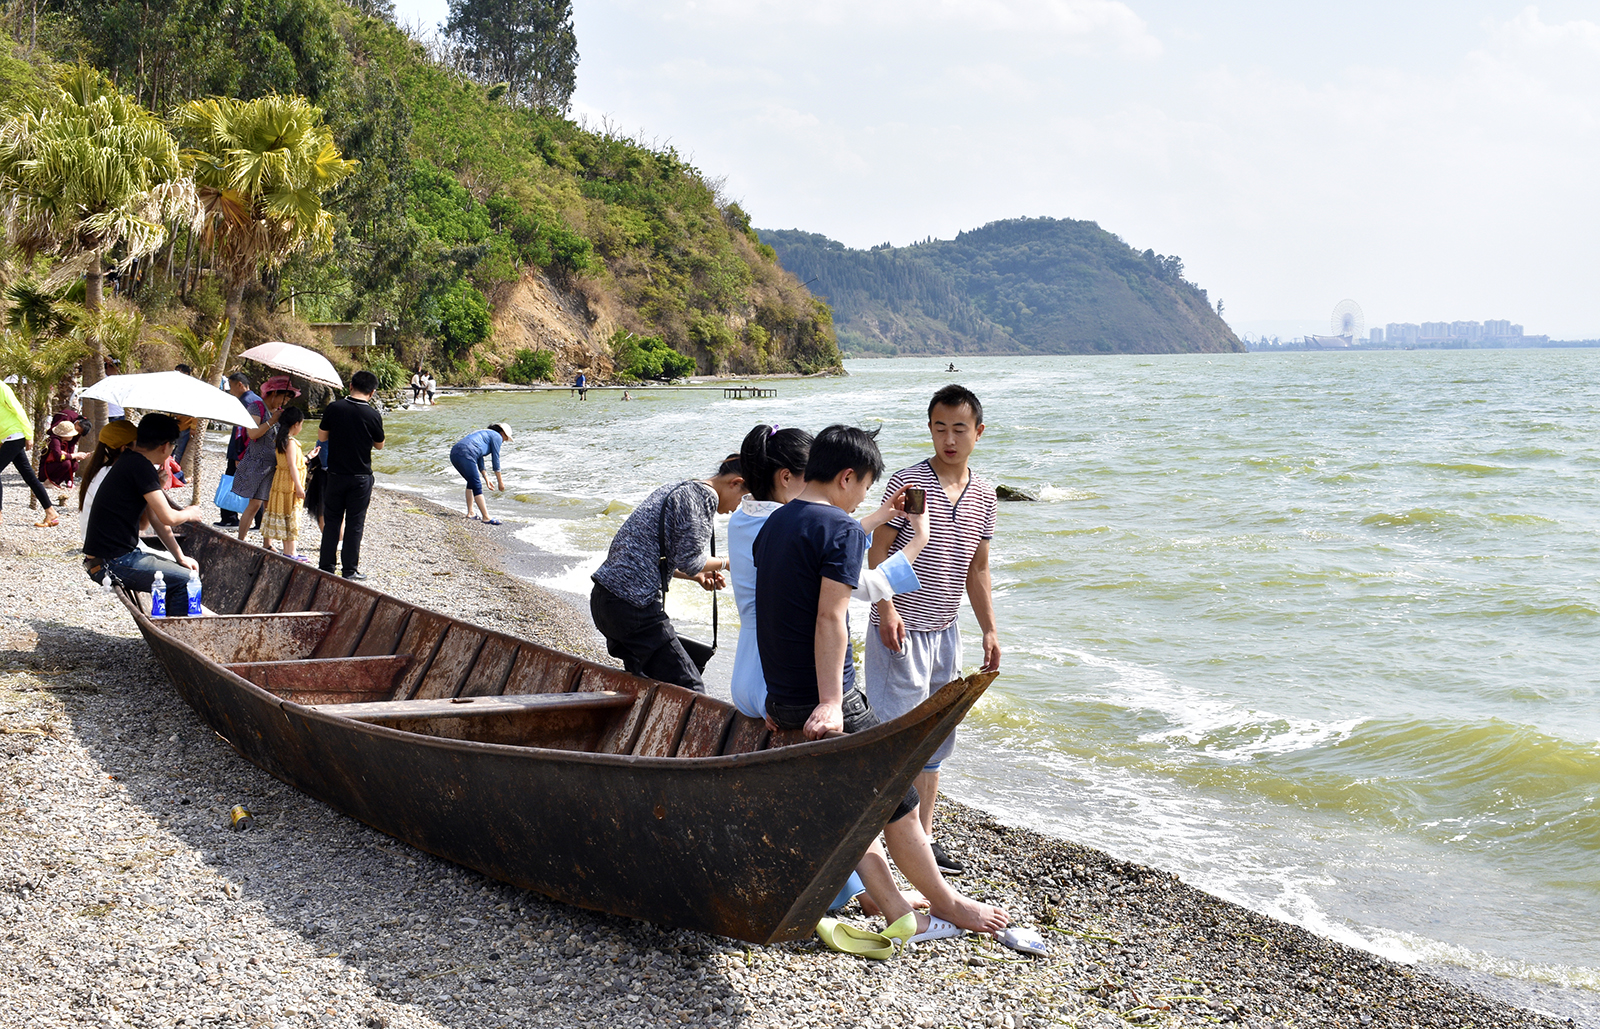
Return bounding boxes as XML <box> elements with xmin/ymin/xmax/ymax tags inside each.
<box><xmin>449</xmin><ymin>422</ymin><xmax>512</xmax><ymax>524</ymax></box>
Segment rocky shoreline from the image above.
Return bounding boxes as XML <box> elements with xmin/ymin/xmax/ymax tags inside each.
<box><xmin>0</xmin><ymin>485</ymin><xmax>1579</xmax><ymax>1028</ymax></box>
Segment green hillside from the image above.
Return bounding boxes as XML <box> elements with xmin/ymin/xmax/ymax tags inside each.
<box><xmin>761</xmin><ymin>218</ymin><xmax>1242</xmax><ymax>357</ymax></box>
<box><xmin>0</xmin><ymin>2</ymin><xmax>840</xmax><ymax>380</ymax></box>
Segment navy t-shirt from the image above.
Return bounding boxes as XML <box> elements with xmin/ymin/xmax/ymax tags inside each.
<box><xmin>752</xmin><ymin>500</ymin><xmax>866</xmax><ymax>709</ymax></box>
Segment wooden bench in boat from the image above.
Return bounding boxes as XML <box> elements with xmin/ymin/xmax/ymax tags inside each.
<box><xmin>310</xmin><ymin>690</ymin><xmax>632</xmax><ymax>722</ymax></box>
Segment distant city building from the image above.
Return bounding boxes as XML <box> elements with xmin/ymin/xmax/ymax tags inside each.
<box><xmin>1386</xmin><ymin>322</ymin><xmax>1420</xmax><ymax>344</ymax></box>
<box><xmin>1370</xmin><ymin>327</ymin><xmax>1384</xmax><ymax>344</ymax></box>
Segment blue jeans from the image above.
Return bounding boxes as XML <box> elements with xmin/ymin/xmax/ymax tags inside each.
<box><xmin>89</xmin><ymin>549</ymin><xmax>194</xmax><ymax>593</ymax></box>
<box><xmin>450</xmin><ymin>445</ymin><xmax>484</xmax><ymax>495</ymax></box>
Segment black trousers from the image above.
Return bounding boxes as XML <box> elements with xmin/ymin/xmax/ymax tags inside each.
<box><xmin>319</xmin><ymin>472</ymin><xmax>373</xmax><ymax>575</ymax></box>
<box><xmin>767</xmin><ymin>687</ymin><xmax>919</xmax><ymax>823</ymax></box>
<box><xmin>0</xmin><ymin>437</ymin><xmax>54</xmax><ymax>512</ymax></box>
<box><xmin>589</xmin><ymin>582</ymin><xmax>704</xmax><ymax>692</ymax></box>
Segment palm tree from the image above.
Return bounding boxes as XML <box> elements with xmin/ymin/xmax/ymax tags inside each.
<box><xmin>174</xmin><ymin>94</ymin><xmax>358</xmax><ymax>377</ymax></box>
<box><xmin>0</xmin><ymin>277</ymin><xmax>89</xmax><ymax>495</ymax></box>
<box><xmin>0</xmin><ymin>66</ymin><xmax>193</xmax><ymax>431</ymax></box>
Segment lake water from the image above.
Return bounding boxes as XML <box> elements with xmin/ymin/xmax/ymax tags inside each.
<box><xmin>371</xmin><ymin>350</ymin><xmax>1600</xmax><ymax>1018</ymax></box>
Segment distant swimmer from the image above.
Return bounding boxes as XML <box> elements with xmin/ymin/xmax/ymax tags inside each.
<box><xmin>621</xmin><ymin>390</ymin><xmax>633</xmax><ymax>402</ymax></box>
<box><xmin>946</xmin><ymin>362</ymin><xmax>959</xmax><ymax>372</ymax></box>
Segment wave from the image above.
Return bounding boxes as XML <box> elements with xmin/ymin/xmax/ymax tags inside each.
<box><xmin>1360</xmin><ymin>508</ymin><xmax>1558</xmax><ymax>530</ymax></box>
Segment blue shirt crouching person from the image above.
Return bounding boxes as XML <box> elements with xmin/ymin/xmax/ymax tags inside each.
<box><xmin>752</xmin><ymin>423</ymin><xmax>1008</xmax><ymax>944</ymax></box>
<box><xmin>82</xmin><ymin>413</ymin><xmax>207</xmax><ymax>593</ymax></box>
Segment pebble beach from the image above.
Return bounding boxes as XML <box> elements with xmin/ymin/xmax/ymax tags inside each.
<box><xmin>0</xmin><ymin>485</ymin><xmax>1580</xmax><ymax>1029</ymax></box>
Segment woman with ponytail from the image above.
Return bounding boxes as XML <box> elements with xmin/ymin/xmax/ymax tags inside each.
<box><xmin>727</xmin><ymin>424</ymin><xmax>934</xmax><ymax>719</ymax></box>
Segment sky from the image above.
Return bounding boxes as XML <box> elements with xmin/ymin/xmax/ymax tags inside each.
<box><xmin>393</xmin><ymin>1</ymin><xmax>1600</xmax><ymax>339</ymax></box>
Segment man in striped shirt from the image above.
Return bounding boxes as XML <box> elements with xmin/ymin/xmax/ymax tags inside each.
<box><xmin>866</xmin><ymin>384</ymin><xmax>1001</xmax><ymax>876</ymax></box>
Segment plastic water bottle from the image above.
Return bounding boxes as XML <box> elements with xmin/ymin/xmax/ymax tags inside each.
<box><xmin>186</xmin><ymin>575</ymin><xmax>203</xmax><ymax>617</ymax></box>
<box><xmin>151</xmin><ymin>571</ymin><xmax>167</xmax><ymax>618</ymax></box>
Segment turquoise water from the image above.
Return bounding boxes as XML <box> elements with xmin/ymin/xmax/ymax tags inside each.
<box><xmin>373</xmin><ymin>351</ymin><xmax>1600</xmax><ymax>1002</ymax></box>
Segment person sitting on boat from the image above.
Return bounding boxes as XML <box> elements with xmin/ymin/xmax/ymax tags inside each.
<box><xmin>77</xmin><ymin>418</ymin><xmax>139</xmax><ymax>547</ymax></box>
<box><xmin>450</xmin><ymin>423</ymin><xmax>512</xmax><ymax>523</ymax></box>
<box><xmin>590</xmin><ymin>454</ymin><xmax>745</xmax><ymax>692</ymax></box>
<box><xmin>752</xmin><ymin>424</ymin><xmax>1008</xmax><ymax>946</ymax></box>
<box><xmin>81</xmin><ymin>413</ymin><xmax>206</xmax><ymax>592</ymax></box>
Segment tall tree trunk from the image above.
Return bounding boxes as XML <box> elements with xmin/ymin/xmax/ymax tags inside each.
<box><xmin>185</xmin><ymin>422</ymin><xmax>206</xmax><ymax>505</ymax></box>
<box><xmin>82</xmin><ymin>253</ymin><xmax>108</xmax><ymax>437</ymax></box>
<box><xmin>214</xmin><ymin>279</ymin><xmax>246</xmax><ymax>379</ymax></box>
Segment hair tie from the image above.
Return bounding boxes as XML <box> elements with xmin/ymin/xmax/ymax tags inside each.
<box><xmin>768</xmin><ymin>424</ymin><xmax>779</xmax><ymax>436</ymax></box>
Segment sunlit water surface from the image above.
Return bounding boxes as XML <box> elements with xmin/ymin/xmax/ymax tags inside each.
<box><xmin>371</xmin><ymin>351</ymin><xmax>1600</xmax><ymax>1015</ymax></box>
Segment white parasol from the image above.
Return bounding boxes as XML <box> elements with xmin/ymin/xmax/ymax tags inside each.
<box><xmin>237</xmin><ymin>341</ymin><xmax>344</xmax><ymax>389</ymax></box>
<box><xmin>80</xmin><ymin>372</ymin><xmax>257</xmax><ymax>427</ymax></box>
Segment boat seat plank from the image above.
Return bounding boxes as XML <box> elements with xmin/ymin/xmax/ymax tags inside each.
<box><xmin>676</xmin><ymin>698</ymin><xmax>735</xmax><ymax>758</ymax></box>
<box><xmin>576</xmin><ymin>664</ymin><xmax>647</xmax><ymax>696</ymax></box>
<box><xmin>457</xmin><ymin>636</ymin><xmax>519</xmax><ymax>697</ymax></box>
<box><xmin>276</xmin><ymin>564</ymin><xmax>321</xmax><ymax>613</ymax></box>
<box><xmin>598</xmin><ymin>684</ymin><xmax>655</xmax><ymax>755</ymax></box>
<box><xmin>241</xmin><ymin>558</ymin><xmax>293</xmax><ymax>614</ymax></box>
<box><xmin>632</xmin><ymin>686</ymin><xmax>696</xmax><ymax>758</ymax></box>
<box><xmin>409</xmin><ymin>625</ymin><xmax>487</xmax><ymax>701</ymax></box>
<box><xmin>391</xmin><ymin>609</ymin><xmax>451</xmax><ymax>698</ymax></box>
<box><xmin>227</xmin><ymin>655</ymin><xmax>412</xmax><ymax>704</ymax></box>
<box><xmin>309</xmin><ymin>578</ymin><xmax>379</xmax><ymax>659</ymax></box>
<box><xmin>354</xmin><ymin>599</ymin><xmax>411</xmax><ymax>657</ymax></box>
<box><xmin>501</xmin><ymin>646</ymin><xmax>583</xmax><ymax>696</ymax></box>
<box><xmin>310</xmin><ymin>690</ymin><xmax>632</xmax><ymax>722</ymax></box>
<box><xmin>721</xmin><ymin>715</ymin><xmax>770</xmax><ymax>756</ymax></box>
<box><xmin>157</xmin><ymin>612</ymin><xmax>334</xmax><ymax>664</ymax></box>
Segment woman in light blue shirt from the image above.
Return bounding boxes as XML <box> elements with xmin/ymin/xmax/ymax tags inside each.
<box><xmin>450</xmin><ymin>423</ymin><xmax>512</xmax><ymax>523</ymax></box>
<box><xmin>726</xmin><ymin>423</ymin><xmax>929</xmax><ymax>719</ymax></box>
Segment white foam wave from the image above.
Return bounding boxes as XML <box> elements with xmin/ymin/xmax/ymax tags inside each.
<box><xmin>1037</xmin><ymin>485</ymin><xmax>1100</xmax><ymax>501</ymax></box>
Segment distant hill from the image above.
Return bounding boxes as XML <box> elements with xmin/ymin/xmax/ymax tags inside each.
<box><xmin>760</xmin><ymin>218</ymin><xmax>1243</xmax><ymax>356</ymax></box>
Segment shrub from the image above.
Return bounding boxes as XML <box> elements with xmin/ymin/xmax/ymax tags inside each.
<box><xmin>505</xmin><ymin>347</ymin><xmax>555</xmax><ymax>383</ymax></box>
<box><xmin>364</xmin><ymin>347</ymin><xmax>408</xmax><ymax>391</ymax></box>
<box><xmin>610</xmin><ymin>329</ymin><xmax>696</xmax><ymax>381</ymax></box>
<box><xmin>437</xmin><ymin>280</ymin><xmax>492</xmax><ymax>359</ymax></box>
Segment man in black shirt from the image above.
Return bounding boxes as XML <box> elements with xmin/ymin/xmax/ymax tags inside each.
<box><xmin>317</xmin><ymin>370</ymin><xmax>385</xmax><ymax>580</ymax></box>
<box><xmin>81</xmin><ymin>414</ymin><xmax>207</xmax><ymax>591</ymax></box>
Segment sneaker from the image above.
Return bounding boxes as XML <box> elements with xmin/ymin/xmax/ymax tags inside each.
<box><xmin>930</xmin><ymin>840</ymin><xmax>965</xmax><ymax>876</ymax></box>
<box><xmin>342</xmin><ymin>570</ymin><xmax>368</xmax><ymax>581</ymax></box>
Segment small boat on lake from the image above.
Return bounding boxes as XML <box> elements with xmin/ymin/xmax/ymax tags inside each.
<box><xmin>117</xmin><ymin>525</ymin><xmax>993</xmax><ymax>944</ymax></box>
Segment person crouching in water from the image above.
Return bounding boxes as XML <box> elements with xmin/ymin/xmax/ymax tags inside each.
<box><xmin>261</xmin><ymin>406</ymin><xmax>308</xmax><ymax>559</ymax></box>
<box><xmin>752</xmin><ymin>424</ymin><xmax>1007</xmax><ymax>945</ymax></box>
<box><xmin>450</xmin><ymin>422</ymin><xmax>512</xmax><ymax>523</ymax></box>
<box><xmin>81</xmin><ymin>414</ymin><xmax>206</xmax><ymax>591</ymax></box>
<box><xmin>590</xmin><ymin>454</ymin><xmax>744</xmax><ymax>692</ymax></box>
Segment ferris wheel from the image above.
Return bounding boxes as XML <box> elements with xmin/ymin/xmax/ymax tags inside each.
<box><xmin>1331</xmin><ymin>299</ymin><xmax>1365</xmax><ymax>339</ymax></box>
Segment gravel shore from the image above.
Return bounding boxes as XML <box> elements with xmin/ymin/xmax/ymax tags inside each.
<box><xmin>0</xmin><ymin>485</ymin><xmax>1579</xmax><ymax>1029</ymax></box>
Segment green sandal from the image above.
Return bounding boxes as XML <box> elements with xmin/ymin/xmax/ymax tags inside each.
<box><xmin>815</xmin><ymin>917</ymin><xmax>896</xmax><ymax>960</ymax></box>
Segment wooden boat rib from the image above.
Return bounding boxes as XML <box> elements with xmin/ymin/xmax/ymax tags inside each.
<box><xmin>117</xmin><ymin>525</ymin><xmax>994</xmax><ymax>944</ymax></box>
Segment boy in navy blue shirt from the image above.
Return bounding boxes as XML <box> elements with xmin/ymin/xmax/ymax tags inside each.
<box><xmin>753</xmin><ymin>425</ymin><xmax>1007</xmax><ymax>945</ymax></box>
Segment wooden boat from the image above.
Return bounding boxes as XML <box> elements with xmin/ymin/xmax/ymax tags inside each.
<box><xmin>116</xmin><ymin>525</ymin><xmax>994</xmax><ymax>944</ymax></box>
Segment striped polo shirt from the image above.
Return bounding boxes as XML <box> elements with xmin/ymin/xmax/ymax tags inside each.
<box><xmin>868</xmin><ymin>458</ymin><xmax>996</xmax><ymax>633</ymax></box>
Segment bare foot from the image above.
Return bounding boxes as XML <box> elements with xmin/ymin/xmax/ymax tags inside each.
<box><xmin>928</xmin><ymin>894</ymin><xmax>1009</xmax><ymax>934</ymax></box>
<box><xmin>859</xmin><ymin>889</ymin><xmax>928</xmax><ymax>918</ymax></box>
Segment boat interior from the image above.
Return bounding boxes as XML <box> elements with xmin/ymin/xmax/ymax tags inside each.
<box><xmin>140</xmin><ymin>529</ymin><xmax>811</xmax><ymax>758</ymax></box>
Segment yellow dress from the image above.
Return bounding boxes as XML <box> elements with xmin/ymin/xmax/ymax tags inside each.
<box><xmin>261</xmin><ymin>439</ymin><xmax>305</xmax><ymax>543</ymax></box>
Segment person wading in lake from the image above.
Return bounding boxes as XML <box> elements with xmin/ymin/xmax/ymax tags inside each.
<box><xmin>450</xmin><ymin>422</ymin><xmax>512</xmax><ymax>523</ymax></box>
<box><xmin>866</xmin><ymin>384</ymin><xmax>1000</xmax><ymax>877</ymax></box>
<box><xmin>589</xmin><ymin>454</ymin><xmax>744</xmax><ymax>692</ymax></box>
<box><xmin>317</xmin><ymin>370</ymin><xmax>385</xmax><ymax>581</ymax></box>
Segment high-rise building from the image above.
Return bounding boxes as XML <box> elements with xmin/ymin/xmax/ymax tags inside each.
<box><xmin>1369</xmin><ymin>327</ymin><xmax>1384</xmax><ymax>344</ymax></box>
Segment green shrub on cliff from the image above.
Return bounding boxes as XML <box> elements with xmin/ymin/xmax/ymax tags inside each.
<box><xmin>505</xmin><ymin>347</ymin><xmax>555</xmax><ymax>383</ymax></box>
<box><xmin>611</xmin><ymin>331</ymin><xmax>695</xmax><ymax>381</ymax></box>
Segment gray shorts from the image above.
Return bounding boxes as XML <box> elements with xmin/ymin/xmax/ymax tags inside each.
<box><xmin>863</xmin><ymin>621</ymin><xmax>963</xmax><ymax>770</ymax></box>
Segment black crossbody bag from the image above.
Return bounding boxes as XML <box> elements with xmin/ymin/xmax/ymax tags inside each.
<box><xmin>657</xmin><ymin>484</ymin><xmax>718</xmax><ymax>672</ymax></box>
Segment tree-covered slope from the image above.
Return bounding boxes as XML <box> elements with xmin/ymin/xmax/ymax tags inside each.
<box><xmin>761</xmin><ymin>218</ymin><xmax>1241</xmax><ymax>357</ymax></box>
<box><xmin>4</xmin><ymin>1</ymin><xmax>839</xmax><ymax>380</ymax></box>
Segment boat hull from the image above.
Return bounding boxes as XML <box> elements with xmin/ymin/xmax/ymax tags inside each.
<box><xmin>120</xmin><ymin>527</ymin><xmax>992</xmax><ymax>944</ymax></box>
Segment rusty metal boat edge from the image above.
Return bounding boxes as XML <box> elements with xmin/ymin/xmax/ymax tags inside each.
<box><xmin>116</xmin><ymin>524</ymin><xmax>993</xmax><ymax>945</ymax></box>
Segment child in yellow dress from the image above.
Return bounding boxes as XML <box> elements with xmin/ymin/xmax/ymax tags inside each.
<box><xmin>261</xmin><ymin>407</ymin><xmax>308</xmax><ymax>559</ymax></box>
